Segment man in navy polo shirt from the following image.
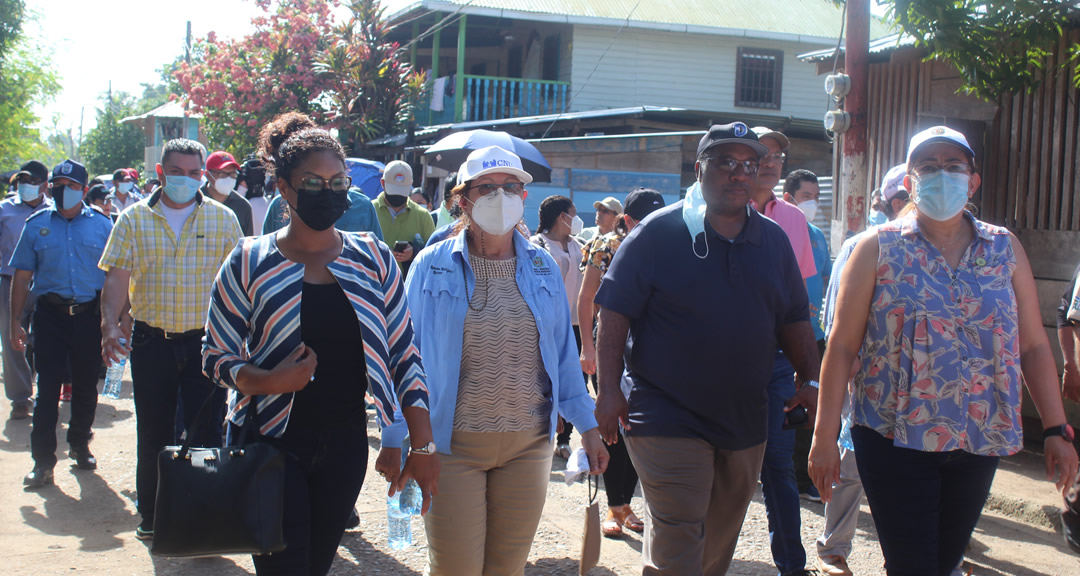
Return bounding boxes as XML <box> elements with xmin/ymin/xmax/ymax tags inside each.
<box><xmin>594</xmin><ymin>122</ymin><xmax>821</xmax><ymax>575</ymax></box>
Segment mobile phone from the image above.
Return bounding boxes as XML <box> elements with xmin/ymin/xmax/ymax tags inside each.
<box><xmin>782</xmin><ymin>404</ymin><xmax>808</xmax><ymax>430</ymax></box>
<box><xmin>393</xmin><ymin>241</ymin><xmax>410</xmax><ymax>252</ymax></box>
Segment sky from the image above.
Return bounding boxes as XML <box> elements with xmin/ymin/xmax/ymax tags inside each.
<box><xmin>26</xmin><ymin>0</ymin><xmax>893</xmax><ymax>139</ymax></box>
<box><xmin>26</xmin><ymin>0</ymin><xmax>266</xmax><ymax>136</ymax></box>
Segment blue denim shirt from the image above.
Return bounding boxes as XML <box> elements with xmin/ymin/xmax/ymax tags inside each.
<box><xmin>261</xmin><ymin>189</ymin><xmax>384</xmax><ymax>240</ymax></box>
<box><xmin>9</xmin><ymin>204</ymin><xmax>112</xmax><ymax>301</ymax></box>
<box><xmin>394</xmin><ymin>229</ymin><xmax>598</xmax><ymax>454</ymax></box>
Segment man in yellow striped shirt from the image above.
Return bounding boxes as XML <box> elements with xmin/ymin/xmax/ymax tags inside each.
<box><xmin>98</xmin><ymin>138</ymin><xmax>242</xmax><ymax>542</ymax></box>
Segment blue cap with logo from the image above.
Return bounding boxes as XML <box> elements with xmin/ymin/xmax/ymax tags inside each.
<box><xmin>49</xmin><ymin>159</ymin><xmax>89</xmax><ymax>188</ymax></box>
<box><xmin>697</xmin><ymin>122</ymin><xmax>769</xmax><ymax>158</ymax></box>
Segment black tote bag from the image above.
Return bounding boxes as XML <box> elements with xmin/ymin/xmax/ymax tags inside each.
<box><xmin>151</xmin><ymin>393</ymin><xmax>286</xmax><ymax>557</ymax></box>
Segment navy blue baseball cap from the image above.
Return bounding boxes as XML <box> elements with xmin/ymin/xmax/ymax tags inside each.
<box><xmin>49</xmin><ymin>159</ymin><xmax>89</xmax><ymax>188</ymax></box>
<box><xmin>14</xmin><ymin>160</ymin><xmax>48</xmax><ymax>183</ymax></box>
<box><xmin>624</xmin><ymin>188</ymin><xmax>666</xmax><ymax>221</ymax></box>
<box><xmin>697</xmin><ymin>122</ymin><xmax>769</xmax><ymax>158</ymax></box>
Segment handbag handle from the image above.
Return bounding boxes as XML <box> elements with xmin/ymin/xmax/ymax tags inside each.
<box><xmin>175</xmin><ymin>388</ymin><xmax>260</xmax><ymax>460</ymax></box>
<box><xmin>587</xmin><ymin>472</ymin><xmax>599</xmax><ymax>505</ymax></box>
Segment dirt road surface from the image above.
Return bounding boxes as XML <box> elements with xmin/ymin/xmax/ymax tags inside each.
<box><xmin>2</xmin><ymin>388</ymin><xmax>1079</xmax><ymax>575</ymax></box>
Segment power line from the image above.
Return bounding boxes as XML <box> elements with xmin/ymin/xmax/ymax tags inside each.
<box><xmin>538</xmin><ymin>1</ymin><xmax>641</xmax><ymax>141</ymax></box>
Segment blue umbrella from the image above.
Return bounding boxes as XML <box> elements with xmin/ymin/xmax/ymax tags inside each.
<box><xmin>345</xmin><ymin>158</ymin><xmax>386</xmax><ymax>200</ymax></box>
<box><xmin>424</xmin><ymin>129</ymin><xmax>552</xmax><ymax>182</ymax></box>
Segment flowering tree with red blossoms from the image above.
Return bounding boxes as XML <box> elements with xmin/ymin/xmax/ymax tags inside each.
<box><xmin>175</xmin><ymin>0</ymin><xmax>426</xmax><ymax>158</ymax></box>
<box><xmin>175</xmin><ymin>0</ymin><xmax>336</xmax><ymax>156</ymax></box>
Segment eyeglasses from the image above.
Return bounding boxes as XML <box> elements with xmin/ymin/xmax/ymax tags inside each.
<box><xmin>760</xmin><ymin>152</ymin><xmax>786</xmax><ymax>166</ymax></box>
<box><xmin>910</xmin><ymin>162</ymin><xmax>972</xmax><ymax>177</ymax></box>
<box><xmin>702</xmin><ymin>156</ymin><xmax>759</xmax><ymax>175</ymax></box>
<box><xmin>468</xmin><ymin>182</ymin><xmax>525</xmax><ymax>195</ymax></box>
<box><xmin>294</xmin><ymin>176</ymin><xmax>352</xmax><ymax>193</ymax></box>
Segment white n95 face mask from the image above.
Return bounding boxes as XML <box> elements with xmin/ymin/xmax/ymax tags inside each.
<box><xmin>470</xmin><ymin>190</ymin><xmax>524</xmax><ymax>236</ymax></box>
<box><xmin>569</xmin><ymin>214</ymin><xmax>584</xmax><ymax>235</ymax></box>
<box><xmin>214</xmin><ymin>177</ymin><xmax>237</xmax><ymax>195</ymax></box>
<box><xmin>797</xmin><ymin>199</ymin><xmax>818</xmax><ymax>223</ymax></box>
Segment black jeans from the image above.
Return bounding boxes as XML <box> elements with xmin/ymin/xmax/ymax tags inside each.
<box><xmin>30</xmin><ymin>301</ymin><xmax>102</xmax><ymax>468</ymax></box>
<box><xmin>130</xmin><ymin>323</ymin><xmax>225</xmax><ymax>526</ymax></box>
<box><xmin>246</xmin><ymin>423</ymin><xmax>369</xmax><ymax>576</ymax></box>
<box><xmin>852</xmin><ymin>425</ymin><xmax>998</xmax><ymax>576</ymax></box>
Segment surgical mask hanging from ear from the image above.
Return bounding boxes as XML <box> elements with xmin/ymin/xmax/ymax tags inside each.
<box><xmin>913</xmin><ymin>171</ymin><xmax>969</xmax><ymax>222</ymax></box>
<box><xmin>681</xmin><ymin>182</ymin><xmax>709</xmax><ymax>259</ymax></box>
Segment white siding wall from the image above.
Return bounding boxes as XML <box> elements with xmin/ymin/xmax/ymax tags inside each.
<box><xmin>569</xmin><ymin>25</ymin><xmax>832</xmax><ymax>122</ymax></box>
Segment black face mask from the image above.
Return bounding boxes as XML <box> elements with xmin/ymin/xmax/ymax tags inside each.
<box><xmin>385</xmin><ymin>194</ymin><xmax>408</xmax><ymax>208</ymax></box>
<box><xmin>290</xmin><ymin>188</ymin><xmax>350</xmax><ymax>231</ymax></box>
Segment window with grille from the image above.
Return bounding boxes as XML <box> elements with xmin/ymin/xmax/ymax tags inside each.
<box><xmin>736</xmin><ymin>47</ymin><xmax>783</xmax><ymax>109</ymax></box>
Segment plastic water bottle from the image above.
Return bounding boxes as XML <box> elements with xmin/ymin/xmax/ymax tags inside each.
<box><xmin>101</xmin><ymin>338</ymin><xmax>127</xmax><ymax>399</ymax></box>
<box><xmin>387</xmin><ymin>494</ymin><xmax>412</xmax><ymax>550</ymax></box>
<box><xmin>387</xmin><ymin>439</ymin><xmax>423</xmax><ymax>549</ymax></box>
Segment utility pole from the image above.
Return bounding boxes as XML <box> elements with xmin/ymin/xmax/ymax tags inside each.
<box><xmin>834</xmin><ymin>0</ymin><xmax>870</xmax><ymax>251</ymax></box>
<box><xmin>185</xmin><ymin>21</ymin><xmax>192</xmax><ymax>64</ymax></box>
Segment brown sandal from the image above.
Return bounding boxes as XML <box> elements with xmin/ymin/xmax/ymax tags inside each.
<box><xmin>622</xmin><ymin>507</ymin><xmax>644</xmax><ymax>533</ymax></box>
<box><xmin>602</xmin><ymin>510</ymin><xmax>624</xmax><ymax>538</ymax></box>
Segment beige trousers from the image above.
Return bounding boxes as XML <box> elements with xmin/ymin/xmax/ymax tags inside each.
<box><xmin>424</xmin><ymin>427</ymin><xmax>552</xmax><ymax>576</ymax></box>
<box><xmin>625</xmin><ymin>435</ymin><xmax>767</xmax><ymax>576</ymax></box>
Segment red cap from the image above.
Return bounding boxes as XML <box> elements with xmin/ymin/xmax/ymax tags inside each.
<box><xmin>126</xmin><ymin>168</ymin><xmax>139</xmax><ymax>181</ymax></box>
<box><xmin>206</xmin><ymin>151</ymin><xmax>240</xmax><ymax>172</ymax></box>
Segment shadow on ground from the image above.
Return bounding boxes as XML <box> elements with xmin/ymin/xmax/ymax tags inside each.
<box><xmin>335</xmin><ymin>532</ymin><xmax>423</xmax><ymax>575</ymax></box>
<box><xmin>19</xmin><ymin>467</ymin><xmax>136</xmax><ymax>552</ymax></box>
<box><xmin>526</xmin><ymin>557</ymin><xmax>620</xmax><ymax>575</ymax></box>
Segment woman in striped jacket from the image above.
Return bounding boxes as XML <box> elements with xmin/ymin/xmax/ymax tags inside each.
<box><xmin>202</xmin><ymin>112</ymin><xmax>439</xmax><ymax>575</ymax></box>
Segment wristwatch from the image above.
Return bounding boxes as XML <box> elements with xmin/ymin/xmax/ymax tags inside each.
<box><xmin>1044</xmin><ymin>424</ymin><xmax>1075</xmax><ymax>442</ymax></box>
<box><xmin>411</xmin><ymin>441</ymin><xmax>437</xmax><ymax>456</ymax></box>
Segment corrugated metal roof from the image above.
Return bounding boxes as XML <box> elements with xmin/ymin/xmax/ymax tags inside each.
<box><xmin>797</xmin><ymin>33</ymin><xmax>918</xmax><ymax>63</ymax></box>
<box><xmin>384</xmin><ymin>0</ymin><xmax>895</xmax><ymax>42</ymax></box>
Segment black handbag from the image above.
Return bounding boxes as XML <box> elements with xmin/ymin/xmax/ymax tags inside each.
<box><xmin>151</xmin><ymin>392</ymin><xmax>287</xmax><ymax>557</ymax></box>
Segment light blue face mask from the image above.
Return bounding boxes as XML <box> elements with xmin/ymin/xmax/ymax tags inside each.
<box><xmin>162</xmin><ymin>175</ymin><xmax>201</xmax><ymax>204</ymax></box>
<box><xmin>17</xmin><ymin>182</ymin><xmax>40</xmax><ymax>202</ymax></box>
<box><xmin>117</xmin><ymin>181</ymin><xmax>134</xmax><ymax>194</ymax></box>
<box><xmin>868</xmin><ymin>209</ymin><xmax>887</xmax><ymax>227</ymax></box>
<box><xmin>913</xmin><ymin>171</ymin><xmax>969</xmax><ymax>221</ymax></box>
<box><xmin>681</xmin><ymin>181</ymin><xmax>709</xmax><ymax>259</ymax></box>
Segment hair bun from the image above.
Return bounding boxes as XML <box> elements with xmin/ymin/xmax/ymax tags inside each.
<box><xmin>258</xmin><ymin>112</ymin><xmax>317</xmax><ymax>171</ymax></box>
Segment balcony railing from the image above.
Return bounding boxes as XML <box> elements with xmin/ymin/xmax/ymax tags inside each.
<box><xmin>462</xmin><ymin>75</ymin><xmax>569</xmax><ymax>122</ymax></box>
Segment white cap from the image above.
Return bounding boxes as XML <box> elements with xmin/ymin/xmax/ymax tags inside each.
<box><xmin>383</xmin><ymin>160</ymin><xmax>413</xmax><ymax>196</ymax></box>
<box><xmin>457</xmin><ymin>146</ymin><xmax>533</xmax><ymax>185</ymax></box>
<box><xmin>906</xmin><ymin>126</ymin><xmax>975</xmax><ymax>164</ymax></box>
<box><xmin>881</xmin><ymin>163</ymin><xmax>908</xmax><ymax>201</ymax></box>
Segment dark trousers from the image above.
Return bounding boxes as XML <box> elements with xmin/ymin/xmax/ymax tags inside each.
<box><xmin>248</xmin><ymin>424</ymin><xmax>369</xmax><ymax>576</ymax></box>
<box><xmin>30</xmin><ymin>301</ymin><xmax>102</xmax><ymax>468</ymax></box>
<box><xmin>556</xmin><ymin>325</ymin><xmax>589</xmax><ymax>446</ymax></box>
<box><xmin>603</xmin><ymin>433</ymin><xmax>639</xmax><ymax>508</ymax></box>
<box><xmin>852</xmin><ymin>425</ymin><xmax>998</xmax><ymax>576</ymax></box>
<box><xmin>130</xmin><ymin>323</ymin><xmax>224</xmax><ymax>526</ymax></box>
<box><xmin>760</xmin><ymin>353</ymin><xmax>805</xmax><ymax>574</ymax></box>
<box><xmin>793</xmin><ymin>339</ymin><xmax>827</xmax><ymax>492</ymax></box>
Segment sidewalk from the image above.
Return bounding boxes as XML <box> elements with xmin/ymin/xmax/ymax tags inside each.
<box><xmin>985</xmin><ymin>446</ymin><xmax>1072</xmax><ymax>531</ymax></box>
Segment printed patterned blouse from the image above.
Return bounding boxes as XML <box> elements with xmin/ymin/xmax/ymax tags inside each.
<box><xmin>854</xmin><ymin>213</ymin><xmax>1023</xmax><ymax>456</ymax></box>
<box><xmin>579</xmin><ymin>230</ymin><xmax>625</xmax><ymax>274</ymax></box>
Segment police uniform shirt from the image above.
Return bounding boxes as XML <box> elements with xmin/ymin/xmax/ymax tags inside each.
<box><xmin>9</xmin><ymin>204</ymin><xmax>113</xmax><ymax>303</ymax></box>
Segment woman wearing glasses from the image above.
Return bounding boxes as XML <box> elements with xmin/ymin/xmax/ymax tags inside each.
<box><xmin>809</xmin><ymin>126</ymin><xmax>1078</xmax><ymax>575</ymax></box>
<box><xmin>403</xmin><ymin>146</ymin><xmax>608</xmax><ymax>575</ymax></box>
<box><xmin>202</xmin><ymin>112</ymin><xmax>440</xmax><ymax>575</ymax></box>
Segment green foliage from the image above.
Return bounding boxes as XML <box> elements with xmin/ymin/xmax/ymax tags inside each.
<box><xmin>0</xmin><ymin>0</ymin><xmax>25</xmax><ymax>67</ymax></box>
<box><xmin>79</xmin><ymin>93</ymin><xmax>146</xmax><ymax>175</ymax></box>
<box><xmin>0</xmin><ymin>33</ymin><xmax>60</xmax><ymax>168</ymax></box>
<box><xmin>313</xmin><ymin>0</ymin><xmax>428</xmax><ymax>151</ymax></box>
<box><xmin>885</xmin><ymin>0</ymin><xmax>1073</xmax><ymax>100</ymax></box>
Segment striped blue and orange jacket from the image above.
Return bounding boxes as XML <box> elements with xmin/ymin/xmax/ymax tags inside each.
<box><xmin>202</xmin><ymin>231</ymin><xmax>429</xmax><ymax>443</ymax></box>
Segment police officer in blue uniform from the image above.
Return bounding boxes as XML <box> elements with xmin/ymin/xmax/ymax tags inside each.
<box><xmin>9</xmin><ymin>159</ymin><xmax>113</xmax><ymax>488</ymax></box>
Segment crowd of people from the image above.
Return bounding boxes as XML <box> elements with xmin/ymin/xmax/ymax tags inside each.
<box><xmin>3</xmin><ymin>114</ymin><xmax>1080</xmax><ymax>576</ymax></box>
